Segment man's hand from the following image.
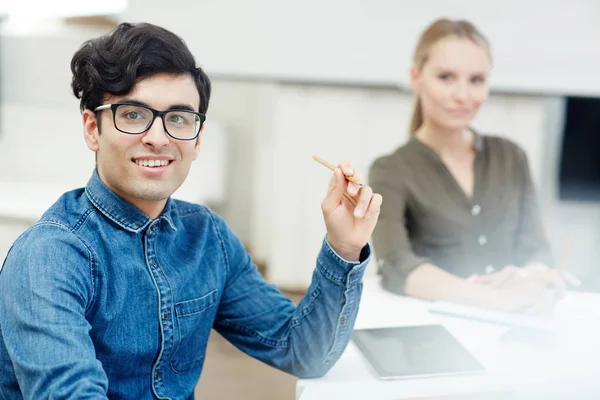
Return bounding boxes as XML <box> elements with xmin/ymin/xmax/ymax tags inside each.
<box><xmin>321</xmin><ymin>161</ymin><xmax>383</xmax><ymax>261</ymax></box>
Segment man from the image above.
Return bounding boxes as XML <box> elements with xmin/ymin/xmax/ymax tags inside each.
<box><xmin>0</xmin><ymin>22</ymin><xmax>382</xmax><ymax>399</ymax></box>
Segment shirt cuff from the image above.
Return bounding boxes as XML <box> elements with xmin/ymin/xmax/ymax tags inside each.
<box><xmin>316</xmin><ymin>237</ymin><xmax>371</xmax><ymax>285</ymax></box>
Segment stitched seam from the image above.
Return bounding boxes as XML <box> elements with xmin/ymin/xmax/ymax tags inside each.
<box><xmin>177</xmin><ymin>302</ymin><xmax>217</xmax><ymax>318</ymax></box>
<box><xmin>175</xmin><ymin>290</ymin><xmax>218</xmax><ymax>317</ymax></box>
<box><xmin>218</xmin><ymin>320</ymin><xmax>290</xmax><ymax>348</ymax></box>
<box><xmin>72</xmin><ymin>208</ymin><xmax>96</xmax><ymax>232</ymax></box>
<box><xmin>208</xmin><ymin>212</ymin><xmax>230</xmax><ymax>276</ymax></box>
<box><xmin>290</xmin><ymin>285</ymin><xmax>322</xmax><ymax>327</ymax></box>
<box><xmin>177</xmin><ymin>206</ymin><xmax>205</xmax><ymax>218</ymax></box>
<box><xmin>31</xmin><ymin>221</ymin><xmax>97</xmax><ymax>312</ymax></box>
<box><xmin>316</xmin><ymin>260</ymin><xmax>345</xmax><ymax>285</ymax></box>
<box><xmin>324</xmin><ymin>288</ymin><xmax>349</xmax><ymax>362</ymax></box>
<box><xmin>216</xmin><ymin>288</ymin><xmax>321</xmax><ymax>347</ymax></box>
<box><xmin>85</xmin><ymin>187</ymin><xmax>147</xmax><ymax>232</ymax></box>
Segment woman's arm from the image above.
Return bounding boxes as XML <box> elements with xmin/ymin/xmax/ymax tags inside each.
<box><xmin>368</xmin><ymin>158</ymin><xmax>431</xmax><ymax>293</ymax></box>
<box><xmin>512</xmin><ymin>146</ymin><xmax>554</xmax><ymax>267</ymax></box>
<box><xmin>405</xmin><ymin>263</ymin><xmax>556</xmax><ymax>314</ymax></box>
<box><xmin>368</xmin><ymin>152</ymin><xmax>555</xmax><ymax>314</ymax></box>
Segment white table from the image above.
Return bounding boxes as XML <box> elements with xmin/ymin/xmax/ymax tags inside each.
<box><xmin>297</xmin><ymin>277</ymin><xmax>600</xmax><ymax>399</ymax></box>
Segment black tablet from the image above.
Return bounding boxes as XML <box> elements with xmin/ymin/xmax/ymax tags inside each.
<box><xmin>352</xmin><ymin>325</ymin><xmax>485</xmax><ymax>380</ymax></box>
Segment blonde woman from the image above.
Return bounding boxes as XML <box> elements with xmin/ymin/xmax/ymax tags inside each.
<box><xmin>369</xmin><ymin>19</ymin><xmax>579</xmax><ymax>315</ymax></box>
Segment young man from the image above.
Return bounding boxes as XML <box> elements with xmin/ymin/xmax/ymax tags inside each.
<box><xmin>0</xmin><ymin>22</ymin><xmax>382</xmax><ymax>399</ymax></box>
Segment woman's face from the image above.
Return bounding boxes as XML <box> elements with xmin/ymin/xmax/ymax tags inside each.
<box><xmin>411</xmin><ymin>36</ymin><xmax>491</xmax><ymax>131</ymax></box>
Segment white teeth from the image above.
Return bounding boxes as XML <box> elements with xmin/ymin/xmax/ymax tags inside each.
<box><xmin>135</xmin><ymin>160</ymin><xmax>170</xmax><ymax>167</ymax></box>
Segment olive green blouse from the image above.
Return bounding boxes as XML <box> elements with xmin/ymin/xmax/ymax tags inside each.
<box><xmin>368</xmin><ymin>133</ymin><xmax>553</xmax><ymax>294</ymax></box>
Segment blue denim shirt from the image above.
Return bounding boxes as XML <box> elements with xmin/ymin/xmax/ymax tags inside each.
<box><xmin>0</xmin><ymin>170</ymin><xmax>370</xmax><ymax>399</ymax></box>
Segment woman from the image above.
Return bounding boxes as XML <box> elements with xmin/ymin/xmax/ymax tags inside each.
<box><xmin>369</xmin><ymin>19</ymin><xmax>579</xmax><ymax>314</ymax></box>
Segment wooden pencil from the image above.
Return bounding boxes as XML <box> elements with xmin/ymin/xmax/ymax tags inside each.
<box><xmin>312</xmin><ymin>155</ymin><xmax>363</xmax><ymax>187</ymax></box>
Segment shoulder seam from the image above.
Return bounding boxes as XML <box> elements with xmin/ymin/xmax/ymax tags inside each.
<box><xmin>31</xmin><ymin>220</ymin><xmax>98</xmax><ymax>312</ymax></box>
<box><xmin>206</xmin><ymin>211</ymin><xmax>230</xmax><ymax>276</ymax></box>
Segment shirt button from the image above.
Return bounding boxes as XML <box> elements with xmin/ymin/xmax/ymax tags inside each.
<box><xmin>471</xmin><ymin>205</ymin><xmax>481</xmax><ymax>216</ymax></box>
<box><xmin>155</xmin><ymin>370</ymin><xmax>161</xmax><ymax>380</ymax></box>
<box><xmin>152</xmin><ymin>261</ymin><xmax>157</xmax><ymax>268</ymax></box>
<box><xmin>485</xmin><ymin>265</ymin><xmax>495</xmax><ymax>274</ymax></box>
<box><xmin>340</xmin><ymin>316</ymin><xmax>346</xmax><ymax>324</ymax></box>
<box><xmin>162</xmin><ymin>312</ymin><xmax>169</xmax><ymax>321</ymax></box>
<box><xmin>478</xmin><ymin>235</ymin><xmax>487</xmax><ymax>246</ymax></box>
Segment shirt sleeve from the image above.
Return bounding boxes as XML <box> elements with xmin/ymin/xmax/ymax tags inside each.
<box><xmin>0</xmin><ymin>223</ymin><xmax>109</xmax><ymax>399</ymax></box>
<box><xmin>210</xmin><ymin>213</ymin><xmax>370</xmax><ymax>379</ymax></box>
<box><xmin>368</xmin><ymin>157</ymin><xmax>431</xmax><ymax>294</ymax></box>
<box><xmin>512</xmin><ymin>147</ymin><xmax>555</xmax><ymax>267</ymax></box>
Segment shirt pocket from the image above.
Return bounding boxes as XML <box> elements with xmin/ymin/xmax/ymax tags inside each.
<box><xmin>170</xmin><ymin>289</ymin><xmax>219</xmax><ymax>373</ymax></box>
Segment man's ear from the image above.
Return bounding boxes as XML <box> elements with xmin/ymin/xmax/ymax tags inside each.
<box><xmin>83</xmin><ymin>110</ymin><xmax>100</xmax><ymax>152</ymax></box>
<box><xmin>193</xmin><ymin>124</ymin><xmax>204</xmax><ymax>161</ymax></box>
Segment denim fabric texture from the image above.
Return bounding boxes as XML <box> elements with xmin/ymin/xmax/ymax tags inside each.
<box><xmin>0</xmin><ymin>170</ymin><xmax>370</xmax><ymax>399</ymax></box>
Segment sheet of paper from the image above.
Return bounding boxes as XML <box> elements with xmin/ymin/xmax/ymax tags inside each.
<box><xmin>428</xmin><ymin>301</ymin><xmax>557</xmax><ymax>331</ymax></box>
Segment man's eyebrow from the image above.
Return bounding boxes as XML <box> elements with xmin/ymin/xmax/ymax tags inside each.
<box><xmin>117</xmin><ymin>98</ymin><xmax>147</xmax><ymax>107</ymax></box>
<box><xmin>169</xmin><ymin>103</ymin><xmax>196</xmax><ymax>112</ymax></box>
<box><xmin>117</xmin><ymin>99</ymin><xmax>197</xmax><ymax>112</ymax></box>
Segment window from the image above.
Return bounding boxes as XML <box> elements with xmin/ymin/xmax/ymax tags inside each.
<box><xmin>558</xmin><ymin>96</ymin><xmax>600</xmax><ymax>202</ymax></box>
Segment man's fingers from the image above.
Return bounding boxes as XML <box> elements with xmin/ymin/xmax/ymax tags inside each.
<box><xmin>338</xmin><ymin>160</ymin><xmax>362</xmax><ymax>196</ymax></box>
<box><xmin>347</xmin><ymin>182</ymin><xmax>360</xmax><ymax>196</ymax></box>
<box><xmin>364</xmin><ymin>193</ymin><xmax>383</xmax><ymax>219</ymax></box>
<box><xmin>321</xmin><ymin>168</ymin><xmax>346</xmax><ymax>214</ymax></box>
<box><xmin>321</xmin><ymin>160</ymin><xmax>380</xmax><ymax>220</ymax></box>
<box><xmin>353</xmin><ymin>186</ymin><xmax>373</xmax><ymax>219</ymax></box>
<box><xmin>338</xmin><ymin>160</ymin><xmax>355</xmax><ymax>177</ymax></box>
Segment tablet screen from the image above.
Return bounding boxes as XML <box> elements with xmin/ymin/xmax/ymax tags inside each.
<box><xmin>352</xmin><ymin>325</ymin><xmax>485</xmax><ymax>380</ymax></box>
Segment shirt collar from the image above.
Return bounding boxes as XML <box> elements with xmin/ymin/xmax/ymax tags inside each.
<box><xmin>85</xmin><ymin>169</ymin><xmax>177</xmax><ymax>233</ymax></box>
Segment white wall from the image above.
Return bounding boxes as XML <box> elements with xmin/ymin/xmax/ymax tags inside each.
<box><xmin>0</xmin><ymin>100</ymin><xmax>228</xmax><ymax>262</ymax></box>
<box><xmin>122</xmin><ymin>0</ymin><xmax>600</xmax><ymax>96</ymax></box>
<box><xmin>0</xmin><ymin>101</ymin><xmax>227</xmax><ymax>202</ymax></box>
<box><xmin>1</xmin><ymin>11</ymin><xmax>599</xmax><ymax>290</ymax></box>
<box><xmin>252</xmin><ymin>85</ymin><xmax>552</xmax><ymax>287</ymax></box>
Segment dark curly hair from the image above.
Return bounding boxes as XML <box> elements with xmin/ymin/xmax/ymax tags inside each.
<box><xmin>70</xmin><ymin>22</ymin><xmax>211</xmax><ymax>115</ymax></box>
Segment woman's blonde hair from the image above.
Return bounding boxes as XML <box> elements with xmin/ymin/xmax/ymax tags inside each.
<box><xmin>409</xmin><ymin>19</ymin><xmax>491</xmax><ymax>136</ymax></box>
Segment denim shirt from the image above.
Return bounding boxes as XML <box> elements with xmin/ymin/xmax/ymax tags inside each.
<box><xmin>0</xmin><ymin>170</ymin><xmax>370</xmax><ymax>400</ymax></box>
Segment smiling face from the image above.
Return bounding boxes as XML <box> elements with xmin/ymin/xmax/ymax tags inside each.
<box><xmin>411</xmin><ymin>35</ymin><xmax>491</xmax><ymax>132</ymax></box>
<box><xmin>82</xmin><ymin>72</ymin><xmax>203</xmax><ymax>218</ymax></box>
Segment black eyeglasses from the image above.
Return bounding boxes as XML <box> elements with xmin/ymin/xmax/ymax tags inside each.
<box><xmin>94</xmin><ymin>103</ymin><xmax>206</xmax><ymax>141</ymax></box>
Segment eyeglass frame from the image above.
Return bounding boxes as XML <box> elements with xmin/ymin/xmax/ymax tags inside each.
<box><xmin>93</xmin><ymin>102</ymin><xmax>206</xmax><ymax>141</ymax></box>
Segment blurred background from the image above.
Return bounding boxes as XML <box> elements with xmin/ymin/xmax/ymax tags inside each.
<box><xmin>0</xmin><ymin>1</ymin><xmax>599</xmax><ymax>398</ymax></box>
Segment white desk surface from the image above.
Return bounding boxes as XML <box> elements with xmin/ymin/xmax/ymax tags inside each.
<box><xmin>297</xmin><ymin>276</ymin><xmax>600</xmax><ymax>400</ymax></box>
